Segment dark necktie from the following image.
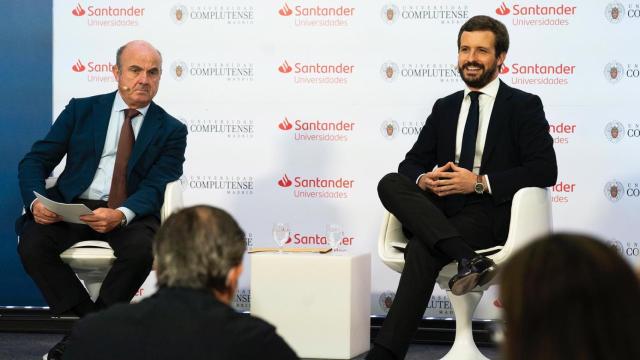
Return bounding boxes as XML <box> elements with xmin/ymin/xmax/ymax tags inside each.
<box><xmin>445</xmin><ymin>91</ymin><xmax>481</xmax><ymax>216</ymax></box>
<box><xmin>459</xmin><ymin>91</ymin><xmax>481</xmax><ymax>171</ymax></box>
<box><xmin>108</xmin><ymin>108</ymin><xmax>140</xmax><ymax>209</ymax></box>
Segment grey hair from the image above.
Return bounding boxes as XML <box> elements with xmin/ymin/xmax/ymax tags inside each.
<box><xmin>154</xmin><ymin>205</ymin><xmax>246</xmax><ymax>291</ymax></box>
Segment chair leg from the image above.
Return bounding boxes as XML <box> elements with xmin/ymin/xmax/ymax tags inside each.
<box><xmin>440</xmin><ymin>290</ymin><xmax>489</xmax><ymax>360</ymax></box>
<box><xmin>76</xmin><ymin>273</ymin><xmax>105</xmax><ymax>302</ymax></box>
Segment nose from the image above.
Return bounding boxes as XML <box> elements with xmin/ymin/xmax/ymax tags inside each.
<box><xmin>137</xmin><ymin>71</ymin><xmax>149</xmax><ymax>84</ymax></box>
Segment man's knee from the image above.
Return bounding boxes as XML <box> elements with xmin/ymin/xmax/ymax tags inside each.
<box><xmin>17</xmin><ymin>228</ymin><xmax>50</xmax><ymax>265</ymax></box>
<box><xmin>378</xmin><ymin>173</ymin><xmax>405</xmax><ymax>199</ymax></box>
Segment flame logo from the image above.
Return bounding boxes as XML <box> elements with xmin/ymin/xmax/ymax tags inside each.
<box><xmin>285</xmin><ymin>236</ymin><xmax>292</xmax><ymax>244</ymax></box>
<box><xmin>495</xmin><ymin>2</ymin><xmax>510</xmax><ymax>16</ymax></box>
<box><xmin>493</xmin><ymin>298</ymin><xmax>503</xmax><ymax>308</ymax></box>
<box><xmin>278</xmin><ymin>174</ymin><xmax>293</xmax><ymax>187</ymax></box>
<box><xmin>72</xmin><ymin>3</ymin><xmax>86</xmax><ymax>16</ymax></box>
<box><xmin>278</xmin><ymin>60</ymin><xmax>292</xmax><ymax>73</ymax></box>
<box><xmin>278</xmin><ymin>3</ymin><xmax>293</xmax><ymax>16</ymax></box>
<box><xmin>72</xmin><ymin>59</ymin><xmax>86</xmax><ymax>72</ymax></box>
<box><xmin>278</xmin><ymin>117</ymin><xmax>293</xmax><ymax>130</ymax></box>
<box><xmin>499</xmin><ymin>64</ymin><xmax>509</xmax><ymax>74</ymax></box>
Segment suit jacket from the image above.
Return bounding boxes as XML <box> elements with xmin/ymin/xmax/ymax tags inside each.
<box><xmin>399</xmin><ymin>80</ymin><xmax>557</xmax><ymax>240</ymax></box>
<box><xmin>17</xmin><ymin>91</ymin><xmax>187</xmax><ymax>233</ymax></box>
<box><xmin>63</xmin><ymin>287</ymin><xmax>299</xmax><ymax>360</ymax></box>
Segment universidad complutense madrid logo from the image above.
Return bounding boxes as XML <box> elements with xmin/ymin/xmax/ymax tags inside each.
<box><xmin>604</xmin><ymin>180</ymin><xmax>624</xmax><ymax>202</ymax></box>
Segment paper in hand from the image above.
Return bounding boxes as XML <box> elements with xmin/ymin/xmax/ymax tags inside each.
<box><xmin>33</xmin><ymin>191</ymin><xmax>93</xmax><ymax>224</ymax></box>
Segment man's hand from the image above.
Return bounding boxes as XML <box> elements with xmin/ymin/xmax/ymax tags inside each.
<box><xmin>431</xmin><ymin>163</ymin><xmax>477</xmax><ymax>197</ymax></box>
<box><xmin>32</xmin><ymin>200</ymin><xmax>62</xmax><ymax>225</ymax></box>
<box><xmin>418</xmin><ymin>162</ymin><xmax>453</xmax><ymax>192</ymax></box>
<box><xmin>80</xmin><ymin>208</ymin><xmax>124</xmax><ymax>233</ymax></box>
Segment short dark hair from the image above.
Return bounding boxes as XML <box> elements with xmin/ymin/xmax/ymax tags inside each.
<box><xmin>457</xmin><ymin>15</ymin><xmax>509</xmax><ymax>56</ymax></box>
<box><xmin>500</xmin><ymin>233</ymin><xmax>640</xmax><ymax>360</ymax></box>
<box><xmin>154</xmin><ymin>206</ymin><xmax>246</xmax><ymax>292</ymax></box>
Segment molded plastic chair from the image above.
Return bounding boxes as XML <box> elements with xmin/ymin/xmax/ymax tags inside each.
<box><xmin>378</xmin><ymin>187</ymin><xmax>552</xmax><ymax>360</ymax></box>
<box><xmin>58</xmin><ymin>180</ymin><xmax>183</xmax><ymax>301</ymax></box>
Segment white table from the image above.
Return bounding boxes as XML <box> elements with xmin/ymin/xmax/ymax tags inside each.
<box><xmin>250</xmin><ymin>252</ymin><xmax>371</xmax><ymax>359</ymax></box>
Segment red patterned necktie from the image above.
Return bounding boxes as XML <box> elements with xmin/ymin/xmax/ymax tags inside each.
<box><xmin>108</xmin><ymin>108</ymin><xmax>140</xmax><ymax>209</ymax></box>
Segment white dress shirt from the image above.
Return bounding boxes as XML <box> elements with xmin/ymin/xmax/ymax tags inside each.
<box><xmin>78</xmin><ymin>92</ymin><xmax>149</xmax><ymax>223</ymax></box>
<box><xmin>419</xmin><ymin>76</ymin><xmax>500</xmax><ymax>193</ymax></box>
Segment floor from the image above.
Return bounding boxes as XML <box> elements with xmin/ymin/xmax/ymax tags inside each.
<box><xmin>0</xmin><ymin>332</ymin><xmax>500</xmax><ymax>360</ymax></box>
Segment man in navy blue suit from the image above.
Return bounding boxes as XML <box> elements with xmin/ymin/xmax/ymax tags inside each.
<box><xmin>16</xmin><ymin>40</ymin><xmax>187</xmax><ymax>360</ymax></box>
<box><xmin>368</xmin><ymin>16</ymin><xmax>557</xmax><ymax>359</ymax></box>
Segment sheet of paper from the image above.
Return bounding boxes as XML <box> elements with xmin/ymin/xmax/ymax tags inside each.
<box><xmin>33</xmin><ymin>191</ymin><xmax>93</xmax><ymax>224</ymax></box>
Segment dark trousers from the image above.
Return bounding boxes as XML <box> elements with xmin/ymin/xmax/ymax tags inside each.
<box><xmin>374</xmin><ymin>173</ymin><xmax>504</xmax><ymax>359</ymax></box>
<box><xmin>17</xmin><ymin>200</ymin><xmax>158</xmax><ymax>315</ymax></box>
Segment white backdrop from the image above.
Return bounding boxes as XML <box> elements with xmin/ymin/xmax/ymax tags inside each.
<box><xmin>53</xmin><ymin>0</ymin><xmax>639</xmax><ymax>319</ymax></box>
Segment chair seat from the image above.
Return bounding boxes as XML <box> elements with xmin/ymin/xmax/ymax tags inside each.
<box><xmin>60</xmin><ymin>240</ymin><xmax>115</xmax><ymax>272</ymax></box>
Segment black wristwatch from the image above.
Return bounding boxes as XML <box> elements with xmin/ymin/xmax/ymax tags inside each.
<box><xmin>474</xmin><ymin>175</ymin><xmax>485</xmax><ymax>194</ymax></box>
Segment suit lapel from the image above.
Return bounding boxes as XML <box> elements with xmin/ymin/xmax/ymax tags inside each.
<box><xmin>481</xmin><ymin>80</ymin><xmax>512</xmax><ymax>170</ymax></box>
<box><xmin>128</xmin><ymin>102</ymin><xmax>163</xmax><ymax>175</ymax></box>
<box><xmin>444</xmin><ymin>91</ymin><xmax>464</xmax><ymax>163</ymax></box>
<box><xmin>93</xmin><ymin>92</ymin><xmax>116</xmax><ymax>161</ymax></box>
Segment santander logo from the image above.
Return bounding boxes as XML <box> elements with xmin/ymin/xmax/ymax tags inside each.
<box><xmin>278</xmin><ymin>174</ymin><xmax>293</xmax><ymax>187</ymax></box>
<box><xmin>500</xmin><ymin>64</ymin><xmax>510</xmax><ymax>74</ymax></box>
<box><xmin>278</xmin><ymin>3</ymin><xmax>293</xmax><ymax>16</ymax></box>
<box><xmin>278</xmin><ymin>117</ymin><xmax>293</xmax><ymax>130</ymax></box>
<box><xmin>72</xmin><ymin>59</ymin><xmax>86</xmax><ymax>72</ymax></box>
<box><xmin>72</xmin><ymin>3</ymin><xmax>86</xmax><ymax>16</ymax></box>
<box><xmin>496</xmin><ymin>2</ymin><xmax>510</xmax><ymax>15</ymax></box>
<box><xmin>278</xmin><ymin>60</ymin><xmax>293</xmax><ymax>74</ymax></box>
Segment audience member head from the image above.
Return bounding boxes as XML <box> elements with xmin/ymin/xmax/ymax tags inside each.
<box><xmin>154</xmin><ymin>205</ymin><xmax>246</xmax><ymax>304</ymax></box>
<box><xmin>500</xmin><ymin>233</ymin><xmax>640</xmax><ymax>360</ymax></box>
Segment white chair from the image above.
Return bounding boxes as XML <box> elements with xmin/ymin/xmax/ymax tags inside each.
<box><xmin>378</xmin><ymin>187</ymin><xmax>551</xmax><ymax>360</ymax></box>
<box><xmin>58</xmin><ymin>180</ymin><xmax>183</xmax><ymax>301</ymax></box>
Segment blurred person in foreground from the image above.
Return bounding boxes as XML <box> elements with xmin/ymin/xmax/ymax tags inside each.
<box><xmin>500</xmin><ymin>233</ymin><xmax>640</xmax><ymax>360</ymax></box>
<box><xmin>63</xmin><ymin>205</ymin><xmax>299</xmax><ymax>360</ymax></box>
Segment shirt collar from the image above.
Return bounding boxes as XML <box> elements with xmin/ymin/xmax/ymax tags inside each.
<box><xmin>114</xmin><ymin>91</ymin><xmax>150</xmax><ymax>117</ymax></box>
<box><xmin>464</xmin><ymin>76</ymin><xmax>500</xmax><ymax>100</ymax></box>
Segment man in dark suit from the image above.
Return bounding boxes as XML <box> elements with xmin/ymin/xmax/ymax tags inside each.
<box><xmin>63</xmin><ymin>206</ymin><xmax>299</xmax><ymax>360</ymax></box>
<box><xmin>16</xmin><ymin>40</ymin><xmax>187</xmax><ymax>360</ymax></box>
<box><xmin>367</xmin><ymin>16</ymin><xmax>557</xmax><ymax>359</ymax></box>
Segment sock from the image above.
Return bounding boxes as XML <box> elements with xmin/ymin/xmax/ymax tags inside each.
<box><xmin>435</xmin><ymin>236</ymin><xmax>477</xmax><ymax>263</ymax></box>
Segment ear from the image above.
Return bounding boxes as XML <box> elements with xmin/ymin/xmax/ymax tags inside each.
<box><xmin>112</xmin><ymin>64</ymin><xmax>121</xmax><ymax>81</ymax></box>
<box><xmin>497</xmin><ymin>52</ymin><xmax>507</xmax><ymax>69</ymax></box>
<box><xmin>226</xmin><ymin>263</ymin><xmax>243</xmax><ymax>289</ymax></box>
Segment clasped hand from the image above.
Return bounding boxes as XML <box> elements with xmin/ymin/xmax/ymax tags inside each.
<box><xmin>418</xmin><ymin>162</ymin><xmax>476</xmax><ymax>196</ymax></box>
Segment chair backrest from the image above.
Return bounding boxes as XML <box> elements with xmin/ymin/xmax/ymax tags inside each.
<box><xmin>378</xmin><ymin>187</ymin><xmax>552</xmax><ymax>275</ymax></box>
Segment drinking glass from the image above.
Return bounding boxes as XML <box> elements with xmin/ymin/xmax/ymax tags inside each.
<box><xmin>272</xmin><ymin>223</ymin><xmax>290</xmax><ymax>251</ymax></box>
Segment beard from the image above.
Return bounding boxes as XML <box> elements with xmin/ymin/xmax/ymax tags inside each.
<box><xmin>458</xmin><ymin>59</ymin><xmax>499</xmax><ymax>89</ymax></box>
